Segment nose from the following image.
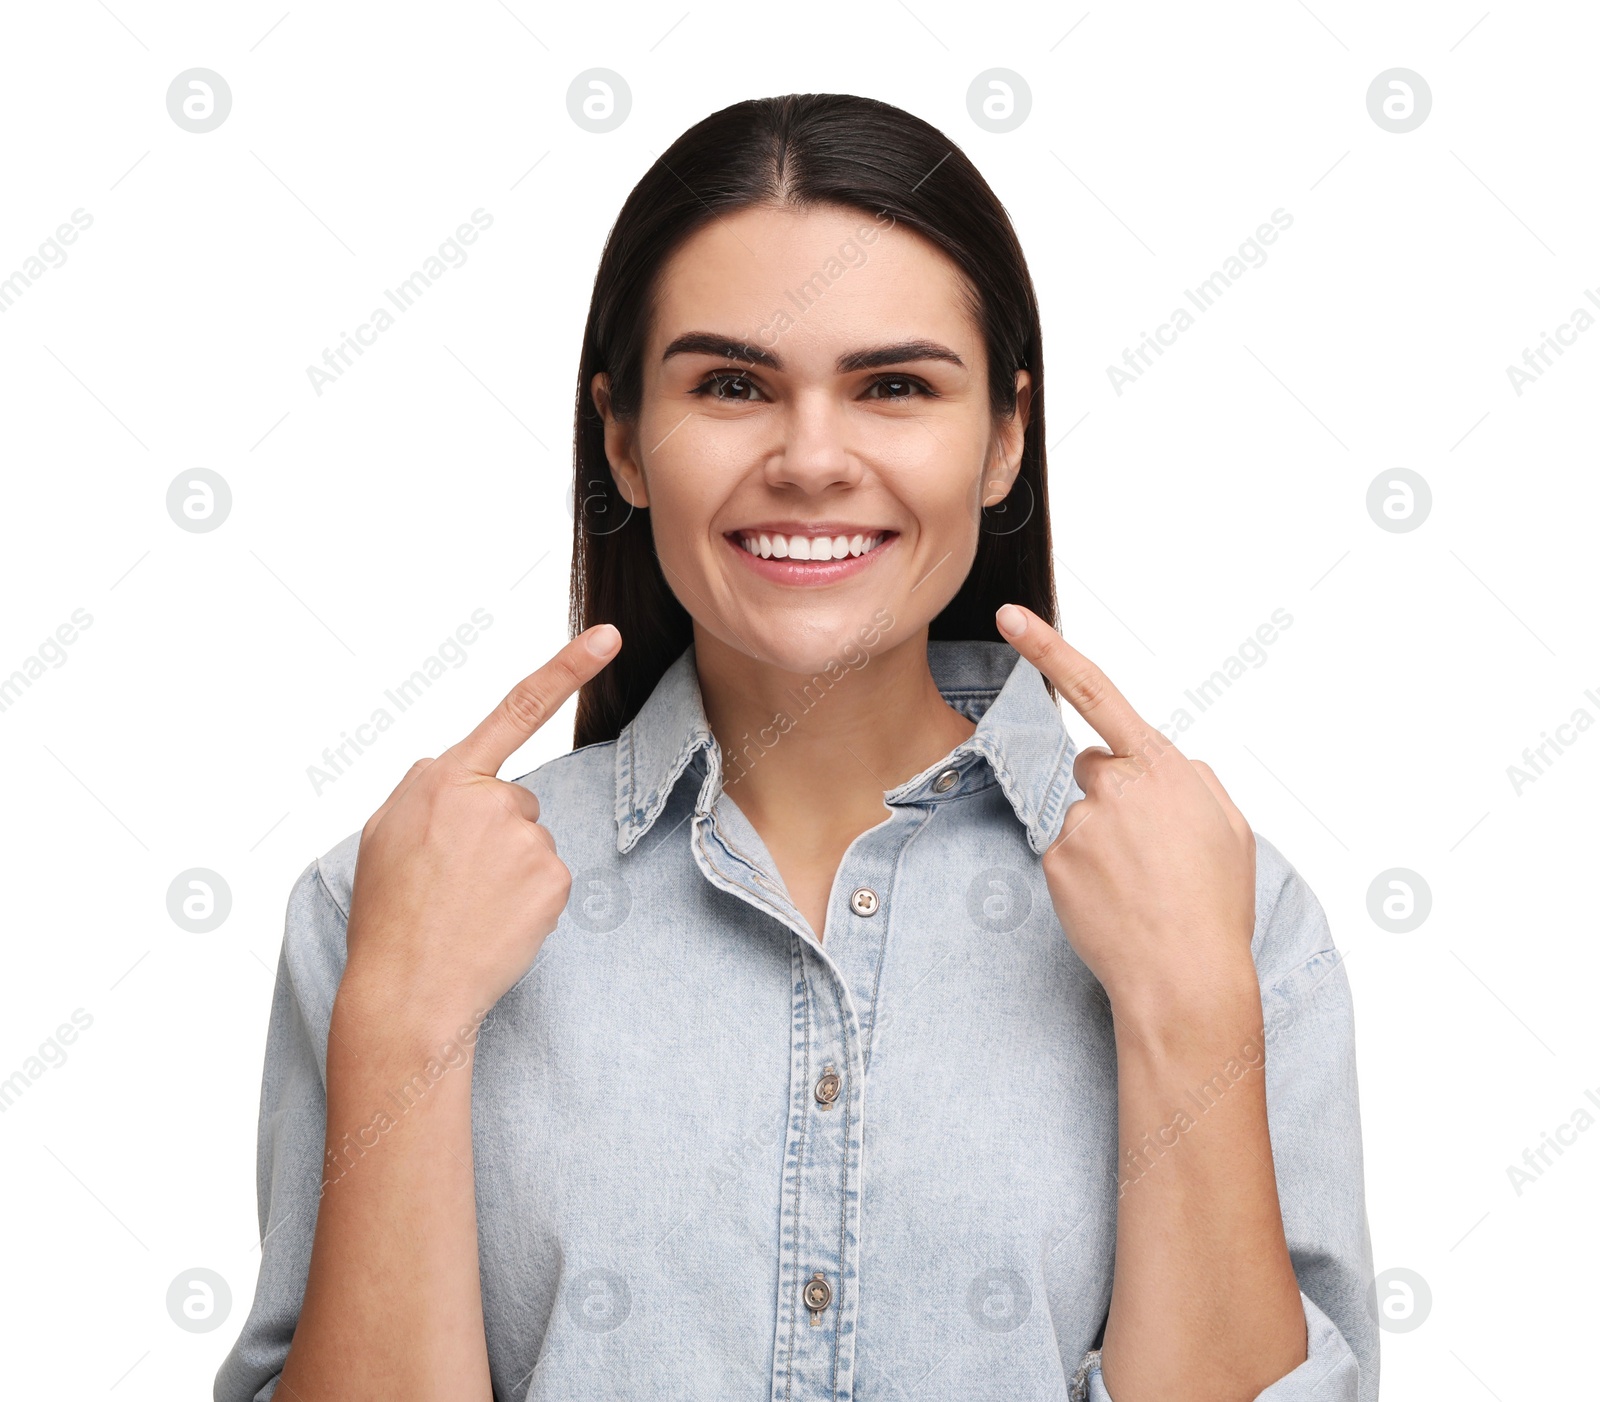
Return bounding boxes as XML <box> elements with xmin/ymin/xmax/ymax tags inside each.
<box><xmin>764</xmin><ymin>388</ymin><xmax>861</xmax><ymax>493</ymax></box>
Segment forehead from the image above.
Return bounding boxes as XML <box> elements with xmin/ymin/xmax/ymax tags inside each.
<box><xmin>649</xmin><ymin>202</ymin><xmax>979</xmax><ymax>360</ymax></box>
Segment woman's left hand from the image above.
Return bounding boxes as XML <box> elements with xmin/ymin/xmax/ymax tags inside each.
<box><xmin>996</xmin><ymin>603</ymin><xmax>1259</xmax><ymax>1024</ymax></box>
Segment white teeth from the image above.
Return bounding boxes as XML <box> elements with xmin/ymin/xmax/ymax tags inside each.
<box><xmin>738</xmin><ymin>530</ymin><xmax>886</xmax><ymax>560</ymax></box>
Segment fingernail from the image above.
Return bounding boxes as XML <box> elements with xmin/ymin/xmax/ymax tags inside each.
<box><xmin>585</xmin><ymin>624</ymin><xmax>619</xmax><ymax>656</ymax></box>
<box><xmin>996</xmin><ymin>604</ymin><xmax>1026</xmax><ymax>638</ymax></box>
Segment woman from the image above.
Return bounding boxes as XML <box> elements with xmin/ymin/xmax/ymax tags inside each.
<box><xmin>217</xmin><ymin>94</ymin><xmax>1374</xmax><ymax>1402</ymax></box>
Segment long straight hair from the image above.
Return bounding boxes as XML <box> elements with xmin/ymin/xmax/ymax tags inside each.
<box><xmin>569</xmin><ymin>92</ymin><xmax>1058</xmax><ymax>748</ymax></box>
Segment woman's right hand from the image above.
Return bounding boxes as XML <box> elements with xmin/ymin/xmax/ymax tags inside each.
<box><xmin>337</xmin><ymin>623</ymin><xmax>622</xmax><ymax>1032</ymax></box>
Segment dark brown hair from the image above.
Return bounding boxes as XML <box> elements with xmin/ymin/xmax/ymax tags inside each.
<box><xmin>569</xmin><ymin>92</ymin><xmax>1057</xmax><ymax>748</ymax></box>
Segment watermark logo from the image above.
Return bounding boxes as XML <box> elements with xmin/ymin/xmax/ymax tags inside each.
<box><xmin>167</xmin><ymin>869</ymin><xmax>233</xmax><ymax>932</ymax></box>
<box><xmin>566</xmin><ymin>70</ymin><xmax>630</xmax><ymax>133</ymax></box>
<box><xmin>166</xmin><ymin>1267</ymin><xmax>233</xmax><ymax>1332</ymax></box>
<box><xmin>980</xmin><ymin>471</ymin><xmax>1034</xmax><ymax>537</ymax></box>
<box><xmin>566</xmin><ymin>1266</ymin><xmax>631</xmax><ymax>1331</ymax></box>
<box><xmin>1366</xmin><ymin>868</ymin><xmax>1430</xmax><ymax>933</ymax></box>
<box><xmin>167</xmin><ymin>468</ymin><xmax>232</xmax><ymax>533</ymax></box>
<box><xmin>564</xmin><ymin>869</ymin><xmax>633</xmax><ymax>933</ymax></box>
<box><xmin>965</xmin><ymin>867</ymin><xmax>1033</xmax><ymax>934</ymax></box>
<box><xmin>967</xmin><ymin>70</ymin><xmax>1031</xmax><ymax>133</ymax></box>
<box><xmin>1366</xmin><ymin>69</ymin><xmax>1431</xmax><ymax>133</ymax></box>
<box><xmin>966</xmin><ymin>1267</ymin><xmax>1032</xmax><ymax>1331</ymax></box>
<box><xmin>1366</xmin><ymin>468</ymin><xmax>1431</xmax><ymax>533</ymax></box>
<box><xmin>568</xmin><ymin>473</ymin><xmax>636</xmax><ymax>537</ymax></box>
<box><xmin>166</xmin><ymin>69</ymin><xmax>232</xmax><ymax>133</ymax></box>
<box><xmin>1366</xmin><ymin>1266</ymin><xmax>1431</xmax><ymax>1332</ymax></box>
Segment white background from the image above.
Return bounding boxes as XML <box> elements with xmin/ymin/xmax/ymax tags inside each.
<box><xmin>2</xmin><ymin>1</ymin><xmax>1594</xmax><ymax>1396</ymax></box>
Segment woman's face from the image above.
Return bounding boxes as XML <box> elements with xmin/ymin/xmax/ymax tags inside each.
<box><xmin>593</xmin><ymin>201</ymin><xmax>1031</xmax><ymax>674</ymax></box>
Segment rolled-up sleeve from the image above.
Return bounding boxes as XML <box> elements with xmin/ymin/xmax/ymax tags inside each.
<box><xmin>214</xmin><ymin>857</ymin><xmax>348</xmax><ymax>1402</ymax></box>
<box><xmin>1071</xmin><ymin>834</ymin><xmax>1378</xmax><ymax>1402</ymax></box>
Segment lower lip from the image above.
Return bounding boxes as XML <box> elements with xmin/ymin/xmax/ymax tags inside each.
<box><xmin>725</xmin><ymin>532</ymin><xmax>898</xmax><ymax>586</ymax></box>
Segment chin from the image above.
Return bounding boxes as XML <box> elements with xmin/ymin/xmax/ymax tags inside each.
<box><xmin>720</xmin><ymin>601</ymin><xmax>907</xmax><ymax>679</ymax></box>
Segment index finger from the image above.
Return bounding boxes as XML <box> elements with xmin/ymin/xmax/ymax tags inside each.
<box><xmin>449</xmin><ymin>623</ymin><xmax>621</xmax><ymax>776</ymax></box>
<box><xmin>995</xmin><ymin>603</ymin><xmax>1164</xmax><ymax>759</ymax></box>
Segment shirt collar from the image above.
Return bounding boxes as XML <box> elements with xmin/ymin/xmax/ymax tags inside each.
<box><xmin>614</xmin><ymin>638</ymin><xmax>1078</xmax><ymax>857</ymax></box>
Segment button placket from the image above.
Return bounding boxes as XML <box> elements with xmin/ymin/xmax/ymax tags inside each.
<box><xmin>758</xmin><ymin>805</ymin><xmax>928</xmax><ymax>1398</ymax></box>
<box><xmin>770</xmin><ymin>965</ymin><xmax>861</xmax><ymax>1396</ymax></box>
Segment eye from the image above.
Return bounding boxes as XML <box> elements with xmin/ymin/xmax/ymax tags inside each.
<box><xmin>864</xmin><ymin>374</ymin><xmax>935</xmax><ymax>401</ymax></box>
<box><xmin>691</xmin><ymin>370</ymin><xmax>766</xmax><ymax>402</ymax></box>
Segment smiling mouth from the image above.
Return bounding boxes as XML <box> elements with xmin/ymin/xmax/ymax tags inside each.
<box><xmin>728</xmin><ymin>529</ymin><xmax>896</xmax><ymax>561</ymax></box>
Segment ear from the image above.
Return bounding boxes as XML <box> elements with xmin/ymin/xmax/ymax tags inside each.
<box><xmin>591</xmin><ymin>372</ymin><xmax>650</xmax><ymax>509</ymax></box>
<box><xmin>980</xmin><ymin>369</ymin><xmax>1032</xmax><ymax>509</ymax></box>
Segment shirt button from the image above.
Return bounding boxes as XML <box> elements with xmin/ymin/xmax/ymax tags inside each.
<box><xmin>815</xmin><ymin>1065</ymin><xmax>840</xmax><ymax>1110</ymax></box>
<box><xmin>804</xmin><ymin>1272</ymin><xmax>833</xmax><ymax>1324</ymax></box>
<box><xmin>850</xmin><ymin>887</ymin><xmax>879</xmax><ymax>917</ymax></box>
<box><xmin>932</xmin><ymin>767</ymin><xmax>960</xmax><ymax>793</ymax></box>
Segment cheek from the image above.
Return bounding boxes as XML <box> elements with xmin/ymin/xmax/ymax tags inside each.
<box><xmin>645</xmin><ymin>396</ymin><xmax>759</xmax><ymax>478</ymax></box>
<box><xmin>638</xmin><ymin>421</ymin><xmax>742</xmax><ymax>544</ymax></box>
<box><xmin>889</xmin><ymin>454</ymin><xmax>985</xmax><ymax>537</ymax></box>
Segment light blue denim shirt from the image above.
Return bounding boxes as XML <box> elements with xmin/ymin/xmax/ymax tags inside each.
<box><xmin>216</xmin><ymin>638</ymin><xmax>1376</xmax><ymax>1401</ymax></box>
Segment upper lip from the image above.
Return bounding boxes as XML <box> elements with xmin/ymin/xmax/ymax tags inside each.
<box><xmin>727</xmin><ymin>522</ymin><xmax>898</xmax><ymax>537</ymax></box>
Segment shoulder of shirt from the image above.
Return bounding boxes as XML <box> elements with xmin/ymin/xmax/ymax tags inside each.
<box><xmin>291</xmin><ymin>738</ymin><xmax>621</xmax><ymax>953</ymax></box>
<box><xmin>506</xmin><ymin>735</ymin><xmax>621</xmax><ymax>852</ymax></box>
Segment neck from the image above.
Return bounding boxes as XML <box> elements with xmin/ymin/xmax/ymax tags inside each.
<box><xmin>693</xmin><ymin>624</ymin><xmax>978</xmax><ymax>834</ymax></box>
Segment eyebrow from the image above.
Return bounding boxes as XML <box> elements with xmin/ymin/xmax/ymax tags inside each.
<box><xmin>660</xmin><ymin>331</ymin><xmax>965</xmax><ymax>374</ymax></box>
